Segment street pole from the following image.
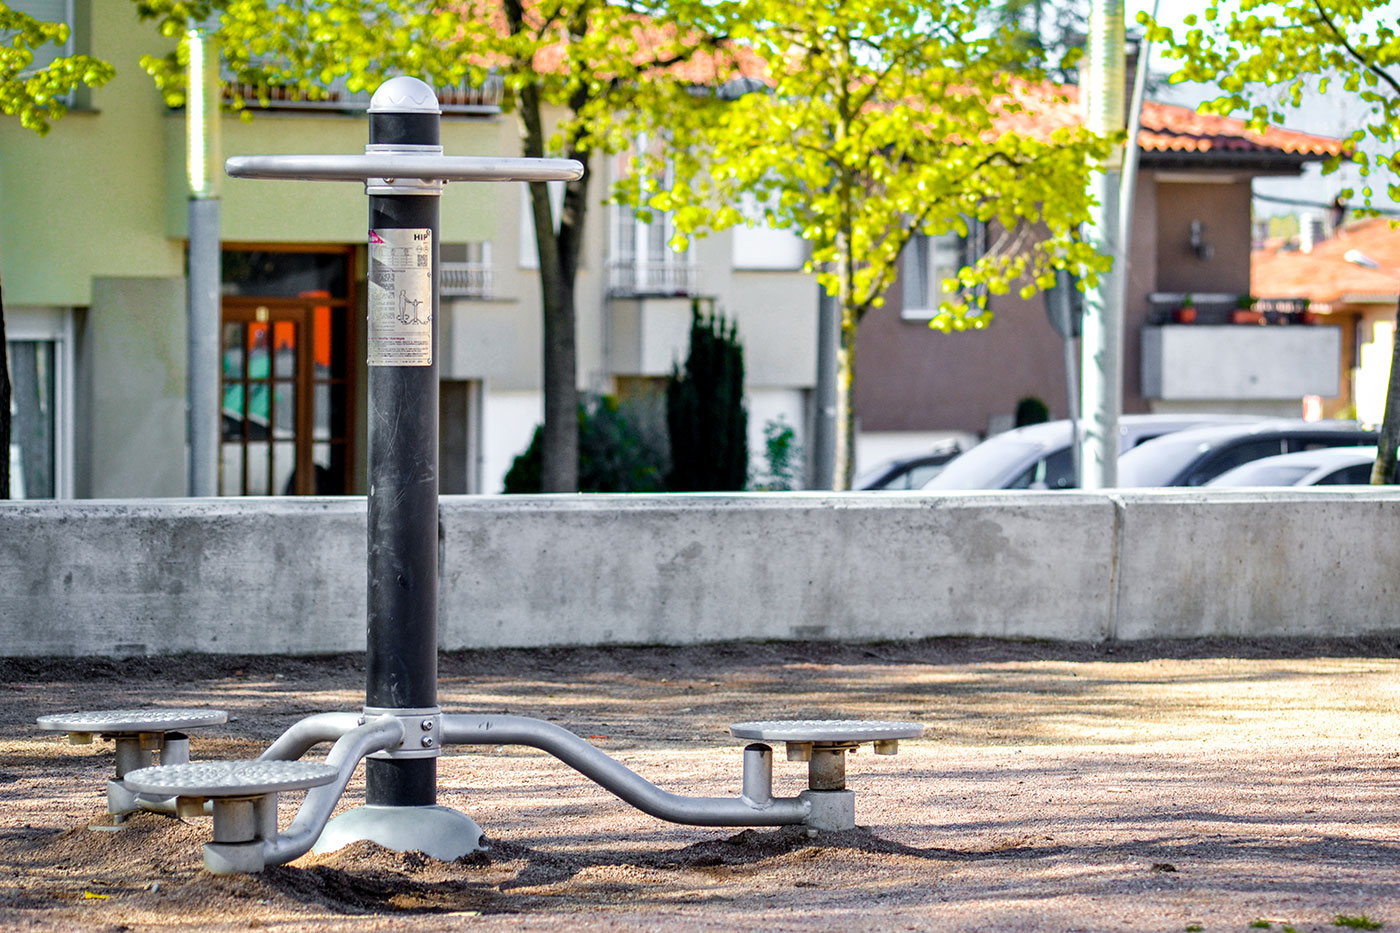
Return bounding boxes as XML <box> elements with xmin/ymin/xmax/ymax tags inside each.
<box><xmin>810</xmin><ymin>284</ymin><xmax>838</xmax><ymax>489</ymax></box>
<box><xmin>1079</xmin><ymin>0</ymin><xmax>1126</xmax><ymax>489</ymax></box>
<box><xmin>186</xmin><ymin>14</ymin><xmax>221</xmax><ymax>496</ymax></box>
<box><xmin>363</xmin><ymin>84</ymin><xmax>443</xmax><ymax>811</ymax></box>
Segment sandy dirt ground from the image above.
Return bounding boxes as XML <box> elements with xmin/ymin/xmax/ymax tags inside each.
<box><xmin>3</xmin><ymin>637</ymin><xmax>1400</xmax><ymax>931</ymax></box>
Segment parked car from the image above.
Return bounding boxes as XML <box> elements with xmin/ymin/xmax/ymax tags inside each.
<box><xmin>854</xmin><ymin>443</ymin><xmax>963</xmax><ymax>490</ymax></box>
<box><xmin>1206</xmin><ymin>446</ymin><xmax>1379</xmax><ymax>487</ymax></box>
<box><xmin>920</xmin><ymin>414</ymin><xmax>1259</xmax><ymax>491</ymax></box>
<box><xmin>1117</xmin><ymin>421</ymin><xmax>1378</xmax><ymax>487</ymax></box>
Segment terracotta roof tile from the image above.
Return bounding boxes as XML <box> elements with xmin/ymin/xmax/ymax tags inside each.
<box><xmin>1253</xmin><ymin>216</ymin><xmax>1400</xmax><ymax>305</ymax></box>
<box><xmin>1000</xmin><ymin>85</ymin><xmax>1346</xmax><ymax>156</ymax></box>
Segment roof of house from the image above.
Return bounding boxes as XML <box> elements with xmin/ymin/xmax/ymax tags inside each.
<box><xmin>1253</xmin><ymin>216</ymin><xmax>1400</xmax><ymax>305</ymax></box>
<box><xmin>1004</xmin><ymin>85</ymin><xmax>1345</xmax><ymax>165</ymax></box>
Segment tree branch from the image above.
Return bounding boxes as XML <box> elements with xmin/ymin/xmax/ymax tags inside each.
<box><xmin>1312</xmin><ymin>0</ymin><xmax>1400</xmax><ymax>100</ymax></box>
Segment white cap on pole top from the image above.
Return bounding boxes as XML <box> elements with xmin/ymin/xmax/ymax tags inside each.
<box><xmin>369</xmin><ymin>76</ymin><xmax>441</xmax><ymax>114</ymax></box>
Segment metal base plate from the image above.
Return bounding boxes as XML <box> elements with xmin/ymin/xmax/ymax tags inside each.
<box><xmin>729</xmin><ymin>720</ymin><xmax>924</xmax><ymax>743</ymax></box>
<box><xmin>37</xmin><ymin>708</ymin><xmax>228</xmax><ymax>734</ymax></box>
<box><xmin>313</xmin><ymin>805</ymin><xmax>485</xmax><ymax>861</ymax></box>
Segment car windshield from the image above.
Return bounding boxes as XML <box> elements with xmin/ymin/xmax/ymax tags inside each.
<box><xmin>1209</xmin><ymin>463</ymin><xmax>1315</xmax><ymax>487</ymax></box>
<box><xmin>1117</xmin><ymin>433</ymin><xmax>1216</xmax><ymax>487</ymax></box>
<box><xmin>924</xmin><ymin>439</ymin><xmax>1042</xmax><ymax>489</ymax></box>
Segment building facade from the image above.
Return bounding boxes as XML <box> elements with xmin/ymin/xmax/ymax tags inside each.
<box><xmin>1</xmin><ymin>2</ymin><xmax>817</xmax><ymax>498</ymax></box>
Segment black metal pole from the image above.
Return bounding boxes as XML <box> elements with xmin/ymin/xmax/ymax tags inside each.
<box><xmin>365</xmin><ymin>94</ymin><xmax>442</xmax><ymax>808</ymax></box>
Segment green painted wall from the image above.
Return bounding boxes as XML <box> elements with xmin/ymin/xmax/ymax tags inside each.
<box><xmin>164</xmin><ymin>111</ymin><xmax>503</xmax><ymax>244</ymax></box>
<box><xmin>80</xmin><ymin>277</ymin><xmax>188</xmax><ymax>498</ymax></box>
<box><xmin>0</xmin><ymin>2</ymin><xmax>182</xmax><ymax>307</ymax></box>
<box><xmin>0</xmin><ymin>1</ymin><xmax>506</xmax><ymax>308</ymax></box>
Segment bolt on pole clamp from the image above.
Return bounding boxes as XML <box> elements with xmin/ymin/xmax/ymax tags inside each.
<box><xmin>361</xmin><ymin>707</ymin><xmax>441</xmax><ymax>759</ymax></box>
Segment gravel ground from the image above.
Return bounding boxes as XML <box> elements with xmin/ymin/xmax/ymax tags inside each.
<box><xmin>2</xmin><ymin>637</ymin><xmax>1400</xmax><ymax>931</ymax></box>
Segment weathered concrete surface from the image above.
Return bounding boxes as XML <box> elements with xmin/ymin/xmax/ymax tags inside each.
<box><xmin>2</xmin><ymin>490</ymin><xmax>1398</xmax><ymax>657</ymax></box>
<box><xmin>437</xmin><ymin>493</ymin><xmax>1115</xmax><ymax>648</ymax></box>
<box><xmin>1112</xmin><ymin>488</ymin><xmax>1400</xmax><ymax>640</ymax></box>
<box><xmin>0</xmin><ymin>499</ymin><xmax>366</xmax><ymax>657</ymax></box>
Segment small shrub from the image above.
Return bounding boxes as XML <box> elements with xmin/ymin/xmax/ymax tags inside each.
<box><xmin>1335</xmin><ymin>916</ymin><xmax>1384</xmax><ymax>930</ymax></box>
<box><xmin>752</xmin><ymin>416</ymin><xmax>802</xmax><ymax>491</ymax></box>
<box><xmin>1014</xmin><ymin>395</ymin><xmax>1050</xmax><ymax>427</ymax></box>
<box><xmin>503</xmin><ymin>395</ymin><xmax>666</xmax><ymax>494</ymax></box>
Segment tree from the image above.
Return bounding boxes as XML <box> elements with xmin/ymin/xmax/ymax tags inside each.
<box><xmin>985</xmin><ymin>0</ymin><xmax>1088</xmax><ymax>82</ymax></box>
<box><xmin>638</xmin><ymin>0</ymin><xmax>1111</xmax><ymax>487</ymax></box>
<box><xmin>1146</xmin><ymin>1</ymin><xmax>1400</xmax><ymax>483</ymax></box>
<box><xmin>0</xmin><ymin>3</ymin><xmax>114</xmax><ymax>499</ymax></box>
<box><xmin>666</xmin><ymin>305</ymin><xmax>747</xmax><ymax>491</ymax></box>
<box><xmin>135</xmin><ymin>0</ymin><xmax>733</xmax><ymax>493</ymax></box>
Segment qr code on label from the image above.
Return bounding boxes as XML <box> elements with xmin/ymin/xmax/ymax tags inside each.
<box><xmin>417</xmin><ymin>254</ymin><xmax>428</xmax><ymax>268</ymax></box>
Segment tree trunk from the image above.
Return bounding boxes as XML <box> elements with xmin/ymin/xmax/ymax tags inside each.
<box><xmin>517</xmin><ymin>83</ymin><xmax>580</xmax><ymax>493</ymax></box>
<box><xmin>832</xmin><ymin>221</ymin><xmax>859</xmax><ymax>490</ymax></box>
<box><xmin>1371</xmin><ymin>298</ymin><xmax>1400</xmax><ymax>484</ymax></box>
<box><xmin>834</xmin><ymin>301</ymin><xmax>858</xmax><ymax>491</ymax></box>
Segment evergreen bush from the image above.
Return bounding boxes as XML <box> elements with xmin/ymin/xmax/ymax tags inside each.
<box><xmin>666</xmin><ymin>305</ymin><xmax>748</xmax><ymax>491</ymax></box>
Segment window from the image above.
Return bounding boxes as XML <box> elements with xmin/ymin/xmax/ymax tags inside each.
<box><xmin>441</xmin><ymin>242</ymin><xmax>494</xmax><ymax>299</ymax></box>
<box><xmin>6</xmin><ymin>1</ymin><xmax>74</xmax><ymax>74</ymax></box>
<box><xmin>607</xmin><ymin>140</ymin><xmax>696</xmax><ymax>297</ymax></box>
<box><xmin>5</xmin><ymin>306</ymin><xmax>73</xmax><ymax>499</ymax></box>
<box><xmin>220</xmin><ymin>247</ymin><xmax>357</xmax><ymax>496</ymax></box>
<box><xmin>901</xmin><ymin>221</ymin><xmax>985</xmax><ymax>320</ymax></box>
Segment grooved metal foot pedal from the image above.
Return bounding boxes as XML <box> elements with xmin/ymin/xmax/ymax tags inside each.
<box><xmin>124</xmin><ymin>760</ymin><xmax>339</xmax><ymax>874</ymax></box>
<box><xmin>729</xmin><ymin>720</ymin><xmax>924</xmax><ymax>831</ymax></box>
<box><xmin>36</xmin><ymin>708</ymin><xmax>229</xmax><ymax>817</ymax></box>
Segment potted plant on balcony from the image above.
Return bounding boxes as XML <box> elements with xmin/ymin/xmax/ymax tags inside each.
<box><xmin>1231</xmin><ymin>295</ymin><xmax>1263</xmax><ymax>325</ymax></box>
<box><xmin>1172</xmin><ymin>294</ymin><xmax>1197</xmax><ymax>324</ymax></box>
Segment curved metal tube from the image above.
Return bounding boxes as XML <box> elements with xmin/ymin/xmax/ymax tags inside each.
<box><xmin>261</xmin><ymin>715</ymin><xmax>405</xmax><ymax>866</ymax></box>
<box><xmin>442</xmin><ymin>714</ymin><xmax>810</xmax><ymax>827</ymax></box>
<box><xmin>259</xmin><ymin>712</ymin><xmax>363</xmax><ymax>762</ymax></box>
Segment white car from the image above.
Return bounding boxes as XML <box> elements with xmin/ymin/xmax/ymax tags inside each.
<box><xmin>1206</xmin><ymin>446</ymin><xmax>1379</xmax><ymax>487</ymax></box>
<box><xmin>921</xmin><ymin>414</ymin><xmax>1260</xmax><ymax>491</ymax></box>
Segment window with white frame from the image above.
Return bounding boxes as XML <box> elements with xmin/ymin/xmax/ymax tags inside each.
<box><xmin>900</xmin><ymin>220</ymin><xmax>985</xmax><ymax>320</ymax></box>
<box><xmin>5</xmin><ymin>306</ymin><xmax>74</xmax><ymax>499</ymax></box>
<box><xmin>441</xmin><ymin>241</ymin><xmax>494</xmax><ymax>298</ymax></box>
<box><xmin>6</xmin><ymin>1</ymin><xmax>74</xmax><ymax>74</ymax></box>
<box><xmin>608</xmin><ymin>138</ymin><xmax>696</xmax><ymax>297</ymax></box>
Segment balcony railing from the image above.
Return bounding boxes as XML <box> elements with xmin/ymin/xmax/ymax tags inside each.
<box><xmin>1148</xmin><ymin>292</ymin><xmax>1315</xmax><ymax>326</ymax></box>
<box><xmin>607</xmin><ymin>260</ymin><xmax>700</xmax><ymax>298</ymax></box>
<box><xmin>440</xmin><ymin>262</ymin><xmax>496</xmax><ymax>299</ymax></box>
<box><xmin>221</xmin><ymin>62</ymin><xmax>503</xmax><ymax>114</ymax></box>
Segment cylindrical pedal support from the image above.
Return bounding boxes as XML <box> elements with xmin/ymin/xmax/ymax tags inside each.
<box><xmin>741</xmin><ymin>743</ymin><xmax>773</xmax><ymax>805</ymax></box>
<box><xmin>808</xmin><ymin>746</ymin><xmax>849</xmax><ymax>791</ymax></box>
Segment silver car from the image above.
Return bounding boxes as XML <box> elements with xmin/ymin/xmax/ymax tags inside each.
<box><xmin>921</xmin><ymin>414</ymin><xmax>1259</xmax><ymax>491</ymax></box>
<box><xmin>1117</xmin><ymin>421</ymin><xmax>1378</xmax><ymax>487</ymax></box>
<box><xmin>1206</xmin><ymin>446</ymin><xmax>1379</xmax><ymax>487</ymax></box>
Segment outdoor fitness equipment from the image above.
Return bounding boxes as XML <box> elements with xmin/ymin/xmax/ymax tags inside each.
<box><xmin>37</xmin><ymin>77</ymin><xmax>923</xmax><ymax>875</ymax></box>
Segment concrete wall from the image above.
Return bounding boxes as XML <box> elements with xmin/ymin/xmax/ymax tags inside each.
<box><xmin>3</xmin><ymin>490</ymin><xmax>1400</xmax><ymax>658</ymax></box>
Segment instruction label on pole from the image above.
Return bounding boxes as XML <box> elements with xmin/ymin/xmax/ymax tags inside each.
<box><xmin>367</xmin><ymin>227</ymin><xmax>433</xmax><ymax>367</ymax></box>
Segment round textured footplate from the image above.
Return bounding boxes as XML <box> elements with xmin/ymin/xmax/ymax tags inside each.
<box><xmin>37</xmin><ymin>708</ymin><xmax>228</xmax><ymax>734</ymax></box>
<box><xmin>729</xmin><ymin>720</ymin><xmax>924</xmax><ymax>743</ymax></box>
<box><xmin>124</xmin><ymin>760</ymin><xmax>338</xmax><ymax>797</ymax></box>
